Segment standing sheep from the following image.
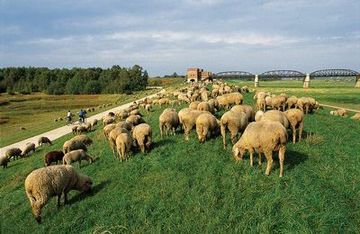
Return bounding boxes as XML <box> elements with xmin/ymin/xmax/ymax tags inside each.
<box><xmin>284</xmin><ymin>109</ymin><xmax>304</xmax><ymax>143</ymax></box>
<box><xmin>132</xmin><ymin>123</ymin><xmax>152</xmax><ymax>154</ymax></box>
<box><xmin>115</xmin><ymin>132</ymin><xmax>133</xmax><ymax>161</ymax></box>
<box><xmin>38</xmin><ymin>137</ymin><xmax>52</xmax><ymax>146</ymax></box>
<box><xmin>195</xmin><ymin>113</ymin><xmax>220</xmax><ymax>143</ymax></box>
<box><xmin>232</xmin><ymin>121</ymin><xmax>288</xmax><ymax>177</ymax></box>
<box><xmin>108</xmin><ymin>127</ymin><xmax>130</xmax><ymax>155</ymax></box>
<box><xmin>63</xmin><ymin>149</ymin><xmax>94</xmax><ymax>167</ymax></box>
<box><xmin>216</xmin><ymin>92</ymin><xmax>243</xmax><ymax>109</ymax></box>
<box><xmin>0</xmin><ymin>155</ymin><xmax>10</xmax><ymax>168</ymax></box>
<box><xmin>25</xmin><ymin>165</ymin><xmax>92</xmax><ymax>223</ymax></box>
<box><xmin>221</xmin><ymin>111</ymin><xmax>248</xmax><ymax>149</ymax></box>
<box><xmin>103</xmin><ymin>123</ymin><xmax>117</xmax><ymax>139</ymax></box>
<box><xmin>256</xmin><ymin>110</ymin><xmax>290</xmax><ymax>129</ymax></box>
<box><xmin>231</xmin><ymin>105</ymin><xmax>255</xmax><ymax>122</ymax></box>
<box><xmin>5</xmin><ymin>148</ymin><xmax>22</xmax><ymax>160</ymax></box>
<box><xmin>63</xmin><ymin>140</ymin><xmax>87</xmax><ymax>154</ymax></box>
<box><xmin>189</xmin><ymin>101</ymin><xmax>200</xmax><ymax>110</ymax></box>
<box><xmin>179</xmin><ymin>109</ymin><xmax>207</xmax><ymax>141</ymax></box>
<box><xmin>126</xmin><ymin>114</ymin><xmax>144</xmax><ymax>126</ymax></box>
<box><xmin>44</xmin><ymin>151</ymin><xmax>65</xmax><ymax>166</ymax></box>
<box><xmin>159</xmin><ymin>108</ymin><xmax>179</xmax><ymax>138</ymax></box>
<box><xmin>22</xmin><ymin>143</ymin><xmax>36</xmax><ymax>157</ymax></box>
<box><xmin>71</xmin><ymin>135</ymin><xmax>93</xmax><ymax>146</ymax></box>
<box><xmin>197</xmin><ymin>101</ymin><xmax>214</xmax><ymax>113</ymax></box>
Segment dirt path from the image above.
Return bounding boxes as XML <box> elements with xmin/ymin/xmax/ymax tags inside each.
<box><xmin>319</xmin><ymin>103</ymin><xmax>360</xmax><ymax>113</ymax></box>
<box><xmin>0</xmin><ymin>92</ymin><xmax>162</xmax><ymax>156</ymax></box>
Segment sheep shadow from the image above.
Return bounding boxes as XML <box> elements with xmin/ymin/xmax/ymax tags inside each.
<box><xmin>152</xmin><ymin>138</ymin><xmax>175</xmax><ymax>148</ymax></box>
<box><xmin>67</xmin><ymin>180</ymin><xmax>111</xmax><ymax>205</ymax></box>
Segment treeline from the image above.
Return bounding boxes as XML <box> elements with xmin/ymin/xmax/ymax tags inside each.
<box><xmin>0</xmin><ymin>65</ymin><xmax>148</xmax><ymax>95</ymax></box>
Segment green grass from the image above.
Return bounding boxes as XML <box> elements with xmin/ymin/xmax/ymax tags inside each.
<box><xmin>0</xmin><ymin>90</ymin><xmax>157</xmax><ymax>147</ymax></box>
<box><xmin>1</xmin><ymin>90</ymin><xmax>360</xmax><ymax>233</ymax></box>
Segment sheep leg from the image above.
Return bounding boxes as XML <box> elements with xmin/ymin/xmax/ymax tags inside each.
<box><xmin>264</xmin><ymin>151</ymin><xmax>273</xmax><ymax>176</ymax></box>
<box><xmin>299</xmin><ymin>121</ymin><xmax>304</xmax><ymax>142</ymax></box>
<box><xmin>31</xmin><ymin>198</ymin><xmax>46</xmax><ymax>223</ymax></box>
<box><xmin>278</xmin><ymin>146</ymin><xmax>286</xmax><ymax>177</ymax></box>
<box><xmin>221</xmin><ymin>124</ymin><xmax>227</xmax><ymax>149</ymax></box>
<box><xmin>258</xmin><ymin>152</ymin><xmax>262</xmax><ymax>166</ymax></box>
<box><xmin>57</xmin><ymin>194</ymin><xmax>62</xmax><ymax>208</ymax></box>
<box><xmin>64</xmin><ymin>192</ymin><xmax>68</xmax><ymax>205</ymax></box>
<box><xmin>250</xmin><ymin>151</ymin><xmax>254</xmax><ymax>167</ymax></box>
<box><xmin>292</xmin><ymin>126</ymin><xmax>296</xmax><ymax>144</ymax></box>
<box><xmin>159</xmin><ymin>123</ymin><xmax>163</xmax><ymax>138</ymax></box>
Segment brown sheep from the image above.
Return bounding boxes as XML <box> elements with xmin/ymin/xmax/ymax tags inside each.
<box><xmin>22</xmin><ymin>143</ymin><xmax>36</xmax><ymax>157</ymax></box>
<box><xmin>221</xmin><ymin>111</ymin><xmax>248</xmax><ymax>149</ymax></box>
<box><xmin>232</xmin><ymin>120</ymin><xmax>288</xmax><ymax>177</ymax></box>
<box><xmin>25</xmin><ymin>165</ymin><xmax>92</xmax><ymax>223</ymax></box>
<box><xmin>91</xmin><ymin>119</ymin><xmax>98</xmax><ymax>127</ymax></box>
<box><xmin>132</xmin><ymin>123</ymin><xmax>152</xmax><ymax>153</ymax></box>
<box><xmin>72</xmin><ymin>126</ymin><xmax>78</xmax><ymax>134</ymax></box>
<box><xmin>5</xmin><ymin>148</ymin><xmax>22</xmax><ymax>160</ymax></box>
<box><xmin>44</xmin><ymin>151</ymin><xmax>64</xmax><ymax>166</ymax></box>
<box><xmin>195</xmin><ymin>113</ymin><xmax>220</xmax><ymax>143</ymax></box>
<box><xmin>38</xmin><ymin>137</ymin><xmax>52</xmax><ymax>146</ymax></box>
<box><xmin>0</xmin><ymin>156</ymin><xmax>10</xmax><ymax>168</ymax></box>
<box><xmin>284</xmin><ymin>109</ymin><xmax>304</xmax><ymax>143</ymax></box>
<box><xmin>63</xmin><ymin>149</ymin><xmax>93</xmax><ymax>167</ymax></box>
<box><xmin>159</xmin><ymin>108</ymin><xmax>179</xmax><ymax>138</ymax></box>
<box><xmin>115</xmin><ymin>132</ymin><xmax>133</xmax><ymax>161</ymax></box>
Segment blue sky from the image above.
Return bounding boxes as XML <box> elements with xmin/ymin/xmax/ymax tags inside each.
<box><xmin>1</xmin><ymin>0</ymin><xmax>359</xmax><ymax>76</ymax></box>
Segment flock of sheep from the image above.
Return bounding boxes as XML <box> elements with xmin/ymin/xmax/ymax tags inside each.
<box><xmin>1</xmin><ymin>80</ymin><xmax>358</xmax><ymax>224</ymax></box>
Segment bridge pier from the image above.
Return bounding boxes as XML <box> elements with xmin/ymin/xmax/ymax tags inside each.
<box><xmin>303</xmin><ymin>74</ymin><xmax>310</xmax><ymax>88</ymax></box>
<box><xmin>356</xmin><ymin>75</ymin><xmax>360</xmax><ymax>88</ymax></box>
<box><xmin>254</xmin><ymin>75</ymin><xmax>259</xmax><ymax>87</ymax></box>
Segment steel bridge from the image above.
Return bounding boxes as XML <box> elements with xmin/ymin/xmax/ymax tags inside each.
<box><xmin>310</xmin><ymin>69</ymin><xmax>359</xmax><ymax>79</ymax></box>
<box><xmin>215</xmin><ymin>71</ymin><xmax>255</xmax><ymax>80</ymax></box>
<box><xmin>258</xmin><ymin>70</ymin><xmax>306</xmax><ymax>80</ymax></box>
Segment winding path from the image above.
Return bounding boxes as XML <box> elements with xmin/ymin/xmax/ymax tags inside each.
<box><xmin>0</xmin><ymin>92</ymin><xmax>161</xmax><ymax>156</ymax></box>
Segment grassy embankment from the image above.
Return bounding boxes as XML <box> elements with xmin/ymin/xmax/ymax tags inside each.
<box><xmin>0</xmin><ymin>82</ymin><xmax>359</xmax><ymax>233</ymax></box>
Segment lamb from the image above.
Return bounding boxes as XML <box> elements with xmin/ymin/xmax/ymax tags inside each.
<box><xmin>231</xmin><ymin>105</ymin><xmax>255</xmax><ymax>122</ymax></box>
<box><xmin>216</xmin><ymin>92</ymin><xmax>243</xmax><ymax>109</ymax></box>
<box><xmin>126</xmin><ymin>114</ymin><xmax>144</xmax><ymax>126</ymax></box>
<box><xmin>159</xmin><ymin>108</ymin><xmax>179</xmax><ymax>138</ymax></box>
<box><xmin>195</xmin><ymin>113</ymin><xmax>220</xmax><ymax>143</ymax></box>
<box><xmin>189</xmin><ymin>101</ymin><xmax>200</xmax><ymax>110</ymax></box>
<box><xmin>197</xmin><ymin>101</ymin><xmax>214</xmax><ymax>113</ymax></box>
<box><xmin>256</xmin><ymin>110</ymin><xmax>290</xmax><ymax>129</ymax></box>
<box><xmin>115</xmin><ymin>132</ymin><xmax>133</xmax><ymax>161</ymax></box>
<box><xmin>44</xmin><ymin>151</ymin><xmax>65</xmax><ymax>166</ymax></box>
<box><xmin>108</xmin><ymin>127</ymin><xmax>130</xmax><ymax>155</ymax></box>
<box><xmin>284</xmin><ymin>109</ymin><xmax>304</xmax><ymax>143</ymax></box>
<box><xmin>71</xmin><ymin>135</ymin><xmax>93</xmax><ymax>146</ymax></box>
<box><xmin>232</xmin><ymin>120</ymin><xmax>288</xmax><ymax>177</ymax></box>
<box><xmin>179</xmin><ymin>109</ymin><xmax>207</xmax><ymax>140</ymax></box>
<box><xmin>221</xmin><ymin>110</ymin><xmax>248</xmax><ymax>149</ymax></box>
<box><xmin>63</xmin><ymin>149</ymin><xmax>94</xmax><ymax>167</ymax></box>
<box><xmin>63</xmin><ymin>140</ymin><xmax>87</xmax><ymax>154</ymax></box>
<box><xmin>351</xmin><ymin>113</ymin><xmax>360</xmax><ymax>120</ymax></box>
<box><xmin>132</xmin><ymin>123</ymin><xmax>152</xmax><ymax>153</ymax></box>
<box><xmin>103</xmin><ymin>123</ymin><xmax>117</xmax><ymax>139</ymax></box>
<box><xmin>22</xmin><ymin>143</ymin><xmax>36</xmax><ymax>157</ymax></box>
<box><xmin>25</xmin><ymin>165</ymin><xmax>92</xmax><ymax>223</ymax></box>
<box><xmin>38</xmin><ymin>137</ymin><xmax>52</xmax><ymax>146</ymax></box>
<box><xmin>5</xmin><ymin>148</ymin><xmax>22</xmax><ymax>160</ymax></box>
<box><xmin>0</xmin><ymin>155</ymin><xmax>10</xmax><ymax>168</ymax></box>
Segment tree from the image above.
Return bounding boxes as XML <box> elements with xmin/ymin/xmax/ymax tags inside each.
<box><xmin>84</xmin><ymin>80</ymin><xmax>101</xmax><ymax>94</ymax></box>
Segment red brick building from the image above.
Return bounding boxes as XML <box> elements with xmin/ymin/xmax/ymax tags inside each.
<box><xmin>187</xmin><ymin>68</ymin><xmax>212</xmax><ymax>82</ymax></box>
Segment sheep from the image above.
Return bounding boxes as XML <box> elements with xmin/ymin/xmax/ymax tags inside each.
<box><xmin>130</xmin><ymin>109</ymin><xmax>142</xmax><ymax>116</ymax></box>
<box><xmin>22</xmin><ymin>143</ymin><xmax>36</xmax><ymax>157</ymax></box>
<box><xmin>286</xmin><ymin>96</ymin><xmax>298</xmax><ymax>110</ymax></box>
<box><xmin>91</xmin><ymin>119</ymin><xmax>98</xmax><ymax>127</ymax></box>
<box><xmin>115</xmin><ymin>132</ymin><xmax>133</xmax><ymax>161</ymax></box>
<box><xmin>231</xmin><ymin>105</ymin><xmax>255</xmax><ymax>122</ymax></box>
<box><xmin>179</xmin><ymin>109</ymin><xmax>207</xmax><ymax>140</ymax></box>
<box><xmin>159</xmin><ymin>108</ymin><xmax>179</xmax><ymax>138</ymax></box>
<box><xmin>212</xmin><ymin>88</ymin><xmax>219</xmax><ymax>97</ymax></box>
<box><xmin>195</xmin><ymin>113</ymin><xmax>220</xmax><ymax>143</ymax></box>
<box><xmin>255</xmin><ymin>110</ymin><xmax>264</xmax><ymax>122</ymax></box>
<box><xmin>256</xmin><ymin>110</ymin><xmax>290</xmax><ymax>129</ymax></box>
<box><xmin>284</xmin><ymin>109</ymin><xmax>304</xmax><ymax>143</ymax></box>
<box><xmin>200</xmin><ymin>90</ymin><xmax>210</xmax><ymax>102</ymax></box>
<box><xmin>76</xmin><ymin>125</ymin><xmax>88</xmax><ymax>134</ymax></box>
<box><xmin>330</xmin><ymin>108</ymin><xmax>348</xmax><ymax>117</ymax></box>
<box><xmin>221</xmin><ymin>111</ymin><xmax>248</xmax><ymax>149</ymax></box>
<box><xmin>38</xmin><ymin>137</ymin><xmax>52</xmax><ymax>146</ymax></box>
<box><xmin>197</xmin><ymin>101</ymin><xmax>214</xmax><ymax>113</ymax></box>
<box><xmin>145</xmin><ymin>104</ymin><xmax>152</xmax><ymax>112</ymax></box>
<box><xmin>116</xmin><ymin>110</ymin><xmax>129</xmax><ymax>120</ymax></box>
<box><xmin>72</xmin><ymin>126</ymin><xmax>78</xmax><ymax>134</ymax></box>
<box><xmin>44</xmin><ymin>151</ymin><xmax>64</xmax><ymax>166</ymax></box>
<box><xmin>132</xmin><ymin>123</ymin><xmax>152</xmax><ymax>153</ymax></box>
<box><xmin>270</xmin><ymin>95</ymin><xmax>287</xmax><ymax>111</ymax></box>
<box><xmin>296</xmin><ymin>97</ymin><xmax>317</xmax><ymax>114</ymax></box>
<box><xmin>216</xmin><ymin>92</ymin><xmax>243</xmax><ymax>109</ymax></box>
<box><xmin>103</xmin><ymin>123</ymin><xmax>117</xmax><ymax>139</ymax></box>
<box><xmin>71</xmin><ymin>135</ymin><xmax>93</xmax><ymax>146</ymax></box>
<box><xmin>63</xmin><ymin>149</ymin><xmax>93</xmax><ymax>167</ymax></box>
<box><xmin>108</xmin><ymin>127</ymin><xmax>130</xmax><ymax>155</ymax></box>
<box><xmin>103</xmin><ymin>116</ymin><xmax>116</xmax><ymax>126</ymax></box>
<box><xmin>159</xmin><ymin>98</ymin><xmax>170</xmax><ymax>106</ymax></box>
<box><xmin>24</xmin><ymin>165</ymin><xmax>92</xmax><ymax>223</ymax></box>
<box><xmin>189</xmin><ymin>101</ymin><xmax>200</xmax><ymax>110</ymax></box>
<box><xmin>5</xmin><ymin>148</ymin><xmax>22</xmax><ymax>160</ymax></box>
<box><xmin>178</xmin><ymin>93</ymin><xmax>190</xmax><ymax>103</ymax></box>
<box><xmin>232</xmin><ymin>120</ymin><xmax>288</xmax><ymax>177</ymax></box>
<box><xmin>63</xmin><ymin>140</ymin><xmax>87</xmax><ymax>154</ymax></box>
<box><xmin>125</xmin><ymin>114</ymin><xmax>144</xmax><ymax>126</ymax></box>
<box><xmin>115</xmin><ymin>121</ymin><xmax>133</xmax><ymax>131</ymax></box>
<box><xmin>0</xmin><ymin>155</ymin><xmax>10</xmax><ymax>168</ymax></box>
<box><xmin>207</xmin><ymin>99</ymin><xmax>219</xmax><ymax>112</ymax></box>
<box><xmin>351</xmin><ymin>113</ymin><xmax>360</xmax><ymax>120</ymax></box>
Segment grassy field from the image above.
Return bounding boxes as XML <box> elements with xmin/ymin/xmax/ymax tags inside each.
<box><xmin>0</xmin><ymin>85</ymin><xmax>360</xmax><ymax>233</ymax></box>
<box><xmin>0</xmin><ymin>90</ymin><xmax>158</xmax><ymax>147</ymax></box>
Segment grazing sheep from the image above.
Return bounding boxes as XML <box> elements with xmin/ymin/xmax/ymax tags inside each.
<box><xmin>351</xmin><ymin>113</ymin><xmax>360</xmax><ymax>120</ymax></box>
<box><xmin>195</xmin><ymin>113</ymin><xmax>220</xmax><ymax>143</ymax></box>
<box><xmin>25</xmin><ymin>165</ymin><xmax>92</xmax><ymax>223</ymax></box>
<box><xmin>76</xmin><ymin>125</ymin><xmax>88</xmax><ymax>134</ymax></box>
<box><xmin>197</xmin><ymin>101</ymin><xmax>214</xmax><ymax>113</ymax></box>
<box><xmin>284</xmin><ymin>109</ymin><xmax>304</xmax><ymax>143</ymax></box>
<box><xmin>38</xmin><ymin>137</ymin><xmax>52</xmax><ymax>146</ymax></box>
<box><xmin>256</xmin><ymin>110</ymin><xmax>290</xmax><ymax>129</ymax></box>
<box><xmin>296</xmin><ymin>97</ymin><xmax>317</xmax><ymax>114</ymax></box>
<box><xmin>44</xmin><ymin>151</ymin><xmax>64</xmax><ymax>166</ymax></box>
<box><xmin>232</xmin><ymin>121</ymin><xmax>288</xmax><ymax>177</ymax></box>
<box><xmin>63</xmin><ymin>140</ymin><xmax>87</xmax><ymax>154</ymax></box>
<box><xmin>108</xmin><ymin>127</ymin><xmax>130</xmax><ymax>155</ymax></box>
<box><xmin>178</xmin><ymin>93</ymin><xmax>191</xmax><ymax>103</ymax></box>
<box><xmin>126</xmin><ymin>114</ymin><xmax>144</xmax><ymax>126</ymax></box>
<box><xmin>200</xmin><ymin>90</ymin><xmax>210</xmax><ymax>102</ymax></box>
<box><xmin>0</xmin><ymin>155</ymin><xmax>10</xmax><ymax>168</ymax></box>
<box><xmin>103</xmin><ymin>116</ymin><xmax>116</xmax><ymax>126</ymax></box>
<box><xmin>132</xmin><ymin>123</ymin><xmax>152</xmax><ymax>153</ymax></box>
<box><xmin>216</xmin><ymin>92</ymin><xmax>243</xmax><ymax>109</ymax></box>
<box><xmin>231</xmin><ymin>105</ymin><xmax>255</xmax><ymax>122</ymax></box>
<box><xmin>130</xmin><ymin>109</ymin><xmax>142</xmax><ymax>116</ymax></box>
<box><xmin>22</xmin><ymin>143</ymin><xmax>36</xmax><ymax>157</ymax></box>
<box><xmin>330</xmin><ymin>108</ymin><xmax>348</xmax><ymax>117</ymax></box>
<box><xmin>207</xmin><ymin>99</ymin><xmax>219</xmax><ymax>112</ymax></box>
<box><xmin>103</xmin><ymin>123</ymin><xmax>117</xmax><ymax>139</ymax></box>
<box><xmin>72</xmin><ymin>126</ymin><xmax>78</xmax><ymax>134</ymax></box>
<box><xmin>71</xmin><ymin>135</ymin><xmax>93</xmax><ymax>146</ymax></box>
<box><xmin>159</xmin><ymin>108</ymin><xmax>179</xmax><ymax>138</ymax></box>
<box><xmin>116</xmin><ymin>110</ymin><xmax>129</xmax><ymax>120</ymax></box>
<box><xmin>63</xmin><ymin>149</ymin><xmax>93</xmax><ymax>167</ymax></box>
<box><xmin>286</xmin><ymin>96</ymin><xmax>298</xmax><ymax>110</ymax></box>
<box><xmin>189</xmin><ymin>101</ymin><xmax>200</xmax><ymax>110</ymax></box>
<box><xmin>255</xmin><ymin>110</ymin><xmax>264</xmax><ymax>122</ymax></box>
<box><xmin>5</xmin><ymin>148</ymin><xmax>22</xmax><ymax>160</ymax></box>
<box><xmin>221</xmin><ymin>111</ymin><xmax>248</xmax><ymax>149</ymax></box>
<box><xmin>91</xmin><ymin>119</ymin><xmax>98</xmax><ymax>127</ymax></box>
<box><xmin>179</xmin><ymin>109</ymin><xmax>207</xmax><ymax>140</ymax></box>
<box><xmin>212</xmin><ymin>88</ymin><xmax>219</xmax><ymax>97</ymax></box>
<box><xmin>145</xmin><ymin>104</ymin><xmax>152</xmax><ymax>112</ymax></box>
<box><xmin>115</xmin><ymin>132</ymin><xmax>133</xmax><ymax>161</ymax></box>
<box><xmin>269</xmin><ymin>95</ymin><xmax>287</xmax><ymax>111</ymax></box>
